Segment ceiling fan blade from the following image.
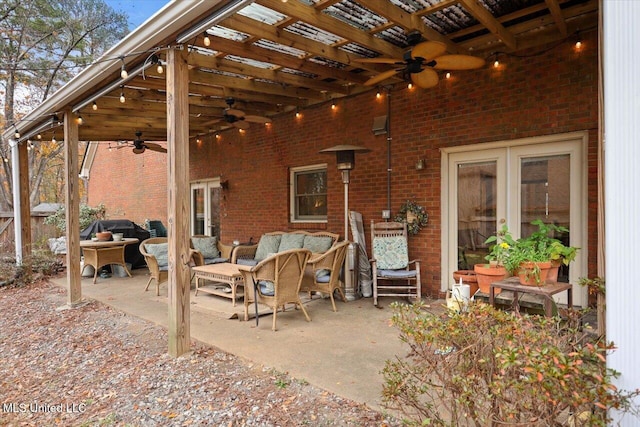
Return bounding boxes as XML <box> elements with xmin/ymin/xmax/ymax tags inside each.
<box><xmin>232</xmin><ymin>120</ymin><xmax>250</xmax><ymax>130</ymax></box>
<box><xmin>354</xmin><ymin>57</ymin><xmax>404</xmax><ymax>65</ymax></box>
<box><xmin>433</xmin><ymin>54</ymin><xmax>485</xmax><ymax>70</ymax></box>
<box><xmin>243</xmin><ymin>115</ymin><xmax>271</xmax><ymax>124</ymax></box>
<box><xmin>411</xmin><ymin>68</ymin><xmax>439</xmax><ymax>89</ymax></box>
<box><xmin>132</xmin><ymin>147</ymin><xmax>145</xmax><ymax>154</ymax></box>
<box><xmin>145</xmin><ymin>144</ymin><xmax>167</xmax><ymax>153</ymax></box>
<box><xmin>364</xmin><ymin>68</ymin><xmax>402</xmax><ymax>86</ymax></box>
<box><xmin>411</xmin><ymin>41</ymin><xmax>447</xmax><ymax>61</ymax></box>
<box><xmin>226</xmin><ymin>108</ymin><xmax>245</xmax><ymax>117</ymax></box>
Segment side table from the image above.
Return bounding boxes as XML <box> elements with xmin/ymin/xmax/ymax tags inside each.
<box><xmin>489</xmin><ymin>277</ymin><xmax>572</xmax><ymax>317</ymax></box>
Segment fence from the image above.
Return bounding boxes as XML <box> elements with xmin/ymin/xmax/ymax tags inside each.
<box><xmin>0</xmin><ymin>212</ymin><xmax>60</xmax><ymax>253</ymax></box>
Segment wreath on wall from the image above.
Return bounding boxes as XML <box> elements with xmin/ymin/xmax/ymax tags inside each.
<box><xmin>394</xmin><ymin>200</ymin><xmax>429</xmax><ymax>235</ymax></box>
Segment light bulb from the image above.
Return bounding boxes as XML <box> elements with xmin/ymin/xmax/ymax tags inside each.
<box><xmin>575</xmin><ymin>40</ymin><xmax>582</xmax><ymax>49</ymax></box>
<box><xmin>376</xmin><ymin>91</ymin><xmax>381</xmax><ymax>99</ymax></box>
<box><xmin>92</xmin><ymin>101</ymin><xmax>98</xmax><ymax>110</ymax></box>
<box><xmin>203</xmin><ymin>33</ymin><xmax>211</xmax><ymax>47</ymax></box>
<box><xmin>14</xmin><ymin>128</ymin><xmax>20</xmax><ymax>139</ymax></box>
<box><xmin>331</xmin><ymin>102</ymin><xmax>336</xmax><ymax>110</ymax></box>
<box><xmin>493</xmin><ymin>60</ymin><xmax>500</xmax><ymax>68</ymax></box>
<box><xmin>120</xmin><ymin>92</ymin><xmax>126</xmax><ymax>103</ymax></box>
<box><xmin>157</xmin><ymin>64</ymin><xmax>163</xmax><ymax>74</ymax></box>
<box><xmin>3</xmin><ymin>157</ymin><xmax>7</xmax><ymax>163</ymax></box>
<box><xmin>215</xmin><ymin>134</ymin><xmax>220</xmax><ymax>140</ymax></box>
<box><xmin>77</xmin><ymin>115</ymin><xmax>83</xmax><ymax>125</ymax></box>
<box><xmin>408</xmin><ymin>83</ymin><xmax>413</xmax><ymax>89</ymax></box>
<box><xmin>445</xmin><ymin>72</ymin><xmax>451</xmax><ymax>79</ymax></box>
<box><xmin>295</xmin><ymin>111</ymin><xmax>301</xmax><ymax>119</ymax></box>
<box><xmin>238</xmin><ymin>128</ymin><xmax>245</xmax><ymax>135</ymax></box>
<box><xmin>36</xmin><ymin>133</ymin><xmax>42</xmax><ymax>140</ymax></box>
<box><xmin>120</xmin><ymin>57</ymin><xmax>128</xmax><ymax>79</ymax></box>
<box><xmin>51</xmin><ymin>136</ymin><xmax>56</xmax><ymax>143</ymax></box>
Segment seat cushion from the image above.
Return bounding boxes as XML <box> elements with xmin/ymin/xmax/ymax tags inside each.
<box><xmin>237</xmin><ymin>258</ymin><xmax>259</xmax><ymax>267</ymax></box>
<box><xmin>192</xmin><ymin>236</ymin><xmax>219</xmax><ymax>259</ymax></box>
<box><xmin>303</xmin><ymin>236</ymin><xmax>333</xmax><ymax>253</ymax></box>
<box><xmin>144</xmin><ymin>243</ymin><xmax>169</xmax><ymax>268</ymax></box>
<box><xmin>255</xmin><ymin>235</ymin><xmax>281</xmax><ymax>261</ymax></box>
<box><xmin>258</xmin><ymin>280</ymin><xmax>275</xmax><ymax>296</ymax></box>
<box><xmin>316</xmin><ymin>273</ymin><xmax>332</xmax><ymax>283</ymax></box>
<box><xmin>203</xmin><ymin>257</ymin><xmax>228</xmax><ymax>265</ymax></box>
<box><xmin>378</xmin><ymin>269</ymin><xmax>417</xmax><ymax>278</ymax></box>
<box><xmin>278</xmin><ymin>233</ymin><xmax>305</xmax><ymax>252</ymax></box>
<box><xmin>372</xmin><ymin>236</ymin><xmax>409</xmax><ymax>270</ymax></box>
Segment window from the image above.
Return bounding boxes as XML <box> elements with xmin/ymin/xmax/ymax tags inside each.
<box><xmin>290</xmin><ymin>164</ymin><xmax>327</xmax><ymax>222</ymax></box>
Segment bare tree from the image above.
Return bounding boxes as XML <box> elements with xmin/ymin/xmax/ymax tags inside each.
<box><xmin>0</xmin><ymin>0</ymin><xmax>128</xmax><ymax>210</ymax></box>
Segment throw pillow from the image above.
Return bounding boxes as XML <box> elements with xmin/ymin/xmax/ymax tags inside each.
<box><xmin>303</xmin><ymin>235</ymin><xmax>334</xmax><ymax>253</ymax></box>
<box><xmin>145</xmin><ymin>243</ymin><xmax>169</xmax><ymax>267</ymax></box>
<box><xmin>278</xmin><ymin>233</ymin><xmax>305</xmax><ymax>252</ymax></box>
<box><xmin>192</xmin><ymin>236</ymin><xmax>219</xmax><ymax>259</ymax></box>
<box><xmin>254</xmin><ymin>235</ymin><xmax>281</xmax><ymax>261</ymax></box>
<box><xmin>372</xmin><ymin>236</ymin><xmax>409</xmax><ymax>270</ymax></box>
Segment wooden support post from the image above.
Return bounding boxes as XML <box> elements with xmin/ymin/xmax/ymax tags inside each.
<box><xmin>64</xmin><ymin>109</ymin><xmax>82</xmax><ymax>306</ymax></box>
<box><xmin>166</xmin><ymin>47</ymin><xmax>192</xmax><ymax>357</ymax></box>
<box><xmin>18</xmin><ymin>140</ymin><xmax>31</xmax><ymax>259</ymax></box>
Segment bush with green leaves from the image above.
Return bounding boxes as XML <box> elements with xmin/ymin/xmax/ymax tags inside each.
<box><xmin>44</xmin><ymin>203</ymin><xmax>106</xmax><ymax>233</ymax></box>
<box><xmin>382</xmin><ymin>301</ymin><xmax>639</xmax><ymax>426</ymax></box>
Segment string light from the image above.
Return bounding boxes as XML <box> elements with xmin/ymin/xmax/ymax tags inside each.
<box><xmin>119</xmin><ymin>85</ymin><xmax>126</xmax><ymax>103</ymax></box>
<box><xmin>36</xmin><ymin>133</ymin><xmax>42</xmax><ymax>140</ymax></box>
<box><xmin>445</xmin><ymin>72</ymin><xmax>451</xmax><ymax>79</ymax></box>
<box><xmin>407</xmin><ymin>83</ymin><xmax>413</xmax><ymax>90</ymax></box>
<box><xmin>331</xmin><ymin>100</ymin><xmax>336</xmax><ymax>110</ymax></box>
<box><xmin>203</xmin><ymin>32</ymin><xmax>211</xmax><ymax>47</ymax></box>
<box><xmin>295</xmin><ymin>109</ymin><xmax>302</xmax><ymax>119</ymax></box>
<box><xmin>92</xmin><ymin>101</ymin><xmax>98</xmax><ymax>111</ymax></box>
<box><xmin>51</xmin><ymin>134</ymin><xmax>56</xmax><ymax>143</ymax></box>
<box><xmin>120</xmin><ymin>57</ymin><xmax>128</xmax><ymax>79</ymax></box>
<box><xmin>14</xmin><ymin>127</ymin><xmax>20</xmax><ymax>139</ymax></box>
<box><xmin>376</xmin><ymin>89</ymin><xmax>381</xmax><ymax>99</ymax></box>
<box><xmin>151</xmin><ymin>54</ymin><xmax>163</xmax><ymax>74</ymax></box>
<box><xmin>215</xmin><ymin>133</ymin><xmax>221</xmax><ymax>140</ymax></box>
<box><xmin>238</xmin><ymin>128</ymin><xmax>245</xmax><ymax>135</ymax></box>
<box><xmin>77</xmin><ymin>115</ymin><xmax>83</xmax><ymax>125</ymax></box>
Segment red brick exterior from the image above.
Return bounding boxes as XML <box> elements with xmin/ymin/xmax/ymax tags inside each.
<box><xmin>88</xmin><ymin>29</ymin><xmax>599</xmax><ymax>297</ymax></box>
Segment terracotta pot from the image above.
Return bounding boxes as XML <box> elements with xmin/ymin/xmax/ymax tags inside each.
<box><xmin>452</xmin><ymin>270</ymin><xmax>479</xmax><ymax>296</ymax></box>
<box><xmin>517</xmin><ymin>261</ymin><xmax>552</xmax><ymax>286</ymax></box>
<box><xmin>473</xmin><ymin>264</ymin><xmax>508</xmax><ymax>295</ymax></box>
<box><xmin>96</xmin><ymin>231</ymin><xmax>112</xmax><ymax>241</ymax></box>
<box><xmin>546</xmin><ymin>259</ymin><xmax>561</xmax><ymax>283</ymax></box>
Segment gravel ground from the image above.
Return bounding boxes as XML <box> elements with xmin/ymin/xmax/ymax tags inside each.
<box><xmin>0</xmin><ymin>279</ymin><xmax>401</xmax><ymax>426</ymax></box>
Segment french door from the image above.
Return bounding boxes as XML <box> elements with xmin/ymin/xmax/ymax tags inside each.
<box><xmin>190</xmin><ymin>179</ymin><xmax>222</xmax><ymax>237</ymax></box>
<box><xmin>442</xmin><ymin>132</ymin><xmax>588</xmax><ymax>306</ymax></box>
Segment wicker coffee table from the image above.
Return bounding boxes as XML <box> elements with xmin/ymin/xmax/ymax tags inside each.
<box><xmin>192</xmin><ymin>262</ymin><xmax>244</xmax><ymax>306</ymax></box>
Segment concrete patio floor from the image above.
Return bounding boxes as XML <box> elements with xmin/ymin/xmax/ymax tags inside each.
<box><xmin>50</xmin><ymin>268</ymin><xmax>446</xmax><ymax>413</ymax></box>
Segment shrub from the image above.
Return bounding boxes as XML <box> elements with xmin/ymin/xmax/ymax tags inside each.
<box><xmin>44</xmin><ymin>203</ymin><xmax>106</xmax><ymax>233</ymax></box>
<box><xmin>0</xmin><ymin>249</ymin><xmax>64</xmax><ymax>287</ymax></box>
<box><xmin>382</xmin><ymin>301</ymin><xmax>639</xmax><ymax>426</ymax></box>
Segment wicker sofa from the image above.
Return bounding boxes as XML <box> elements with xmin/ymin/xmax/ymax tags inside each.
<box><xmin>232</xmin><ymin>231</ymin><xmax>340</xmax><ymax>266</ymax></box>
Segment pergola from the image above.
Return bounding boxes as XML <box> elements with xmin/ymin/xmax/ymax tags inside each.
<box><xmin>5</xmin><ymin>7</ymin><xmax>640</xmax><ymax>416</ymax></box>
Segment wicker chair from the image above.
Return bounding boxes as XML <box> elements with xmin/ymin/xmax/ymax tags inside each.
<box><xmin>190</xmin><ymin>235</ymin><xmax>235</xmax><ymax>266</ymax></box>
<box><xmin>139</xmin><ymin>237</ymin><xmax>169</xmax><ymax>296</ymax></box>
<box><xmin>370</xmin><ymin>221</ymin><xmax>421</xmax><ymax>306</ymax></box>
<box><xmin>239</xmin><ymin>248</ymin><xmax>312</xmax><ymax>331</ymax></box>
<box><xmin>300</xmin><ymin>241</ymin><xmax>349</xmax><ymax>312</ymax></box>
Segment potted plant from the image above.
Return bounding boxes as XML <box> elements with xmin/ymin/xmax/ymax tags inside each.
<box><xmin>473</xmin><ymin>224</ymin><xmax>512</xmax><ymax>294</ymax></box>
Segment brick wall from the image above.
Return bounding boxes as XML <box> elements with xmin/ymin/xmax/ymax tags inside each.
<box><xmin>88</xmin><ymin>29</ymin><xmax>599</xmax><ymax>297</ymax></box>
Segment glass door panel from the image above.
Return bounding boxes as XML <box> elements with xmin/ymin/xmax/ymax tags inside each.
<box><xmin>190</xmin><ymin>179</ymin><xmax>221</xmax><ymax>237</ymax></box>
<box><xmin>209</xmin><ymin>186</ymin><xmax>220</xmax><ymax>238</ymax></box>
<box><xmin>192</xmin><ymin>185</ymin><xmax>205</xmax><ymax>235</ymax></box>
<box><xmin>457</xmin><ymin>161</ymin><xmax>497</xmax><ymax>270</ymax></box>
<box><xmin>519</xmin><ymin>154</ymin><xmax>572</xmax><ymax>282</ymax></box>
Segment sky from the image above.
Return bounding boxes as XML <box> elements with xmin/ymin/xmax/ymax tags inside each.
<box><xmin>104</xmin><ymin>0</ymin><xmax>171</xmax><ymax>29</ymax></box>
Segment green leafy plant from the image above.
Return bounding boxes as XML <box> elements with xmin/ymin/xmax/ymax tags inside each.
<box><xmin>44</xmin><ymin>203</ymin><xmax>106</xmax><ymax>234</ymax></box>
<box><xmin>484</xmin><ymin>220</ymin><xmax>579</xmax><ymax>283</ymax></box>
<box><xmin>382</xmin><ymin>301</ymin><xmax>640</xmax><ymax>426</ymax></box>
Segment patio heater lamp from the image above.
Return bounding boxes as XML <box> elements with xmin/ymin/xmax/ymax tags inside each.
<box><xmin>320</xmin><ymin>144</ymin><xmax>371</xmax><ymax>240</ymax></box>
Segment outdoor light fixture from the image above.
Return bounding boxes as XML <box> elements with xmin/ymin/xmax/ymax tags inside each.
<box><xmin>176</xmin><ymin>0</ymin><xmax>253</xmax><ymax>44</ymax></box>
<box><xmin>92</xmin><ymin>101</ymin><xmax>98</xmax><ymax>110</ymax></box>
<box><xmin>120</xmin><ymin>57</ymin><xmax>128</xmax><ymax>79</ymax></box>
<box><xmin>203</xmin><ymin>32</ymin><xmax>211</xmax><ymax>47</ymax></box>
<box><xmin>14</xmin><ymin>127</ymin><xmax>20</xmax><ymax>139</ymax></box>
<box><xmin>320</xmin><ymin>144</ymin><xmax>371</xmax><ymax>240</ymax></box>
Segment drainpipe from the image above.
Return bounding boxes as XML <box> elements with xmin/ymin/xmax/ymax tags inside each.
<box><xmin>386</xmin><ymin>87</ymin><xmax>392</xmax><ymax>214</ymax></box>
<box><xmin>11</xmin><ymin>138</ymin><xmax>22</xmax><ymax>265</ymax></box>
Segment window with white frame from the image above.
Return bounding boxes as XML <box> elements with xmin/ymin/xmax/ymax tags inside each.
<box><xmin>290</xmin><ymin>164</ymin><xmax>327</xmax><ymax>222</ymax></box>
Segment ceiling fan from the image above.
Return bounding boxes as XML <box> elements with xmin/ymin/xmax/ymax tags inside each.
<box><xmin>356</xmin><ymin>35</ymin><xmax>485</xmax><ymax>89</ymax></box>
<box><xmin>128</xmin><ymin>131</ymin><xmax>166</xmax><ymax>154</ymax></box>
<box><xmin>204</xmin><ymin>97</ymin><xmax>272</xmax><ymax>130</ymax></box>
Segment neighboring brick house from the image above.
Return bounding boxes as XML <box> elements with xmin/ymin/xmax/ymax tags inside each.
<box><xmin>85</xmin><ymin>30</ymin><xmax>598</xmax><ymax>301</ymax></box>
